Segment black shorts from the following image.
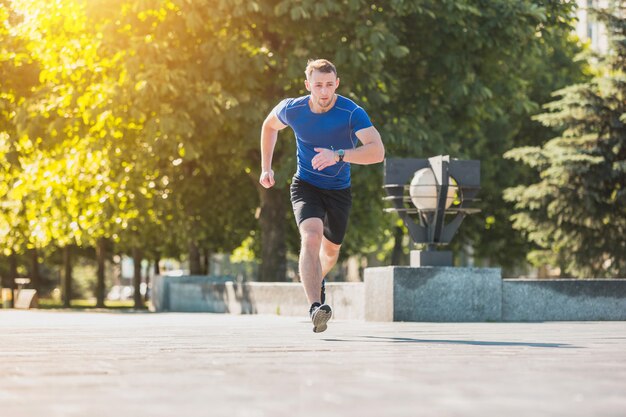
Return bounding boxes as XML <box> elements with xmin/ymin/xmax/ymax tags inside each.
<box><xmin>290</xmin><ymin>176</ymin><xmax>352</xmax><ymax>245</ymax></box>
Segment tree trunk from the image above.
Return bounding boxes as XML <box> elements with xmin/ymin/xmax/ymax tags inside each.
<box><xmin>202</xmin><ymin>248</ymin><xmax>211</xmax><ymax>275</ymax></box>
<box><xmin>96</xmin><ymin>238</ymin><xmax>106</xmax><ymax>308</ymax></box>
<box><xmin>29</xmin><ymin>249</ymin><xmax>41</xmax><ymax>293</ymax></box>
<box><xmin>132</xmin><ymin>248</ymin><xmax>144</xmax><ymax>308</ymax></box>
<box><xmin>391</xmin><ymin>226</ymin><xmax>406</xmax><ymax>266</ymax></box>
<box><xmin>143</xmin><ymin>260</ymin><xmax>151</xmax><ymax>303</ymax></box>
<box><xmin>188</xmin><ymin>240</ymin><xmax>202</xmax><ymax>275</ymax></box>
<box><xmin>154</xmin><ymin>253</ymin><xmax>161</xmax><ymax>276</ymax></box>
<box><xmin>63</xmin><ymin>246</ymin><xmax>72</xmax><ymax>308</ymax></box>
<box><xmin>4</xmin><ymin>251</ymin><xmax>18</xmax><ymax>308</ymax></box>
<box><xmin>1</xmin><ymin>257</ymin><xmax>8</xmax><ymax>289</ymax></box>
<box><xmin>258</xmin><ymin>185</ymin><xmax>287</xmax><ymax>282</ymax></box>
<box><xmin>9</xmin><ymin>251</ymin><xmax>18</xmax><ymax>290</ymax></box>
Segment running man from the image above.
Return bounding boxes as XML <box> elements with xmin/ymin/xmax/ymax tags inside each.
<box><xmin>259</xmin><ymin>59</ymin><xmax>385</xmax><ymax>332</ymax></box>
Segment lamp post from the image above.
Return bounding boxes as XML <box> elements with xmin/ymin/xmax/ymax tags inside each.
<box><xmin>383</xmin><ymin>155</ymin><xmax>480</xmax><ymax>266</ymax></box>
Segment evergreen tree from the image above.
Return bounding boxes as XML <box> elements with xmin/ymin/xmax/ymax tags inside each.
<box><xmin>504</xmin><ymin>3</ymin><xmax>626</xmax><ymax>278</ymax></box>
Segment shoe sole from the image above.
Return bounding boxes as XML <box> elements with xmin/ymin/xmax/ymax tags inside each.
<box><xmin>312</xmin><ymin>305</ymin><xmax>332</xmax><ymax>333</ymax></box>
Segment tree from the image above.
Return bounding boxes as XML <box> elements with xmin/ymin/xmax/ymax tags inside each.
<box><xmin>0</xmin><ymin>1</ymin><xmax>41</xmax><ymax>292</ymax></box>
<box><xmin>240</xmin><ymin>0</ymin><xmax>414</xmax><ymax>280</ymax></box>
<box><xmin>223</xmin><ymin>0</ymin><xmax>589</xmax><ymax>277</ymax></box>
<box><xmin>92</xmin><ymin>0</ymin><xmax>261</xmax><ymax>279</ymax></box>
<box><xmin>464</xmin><ymin>1</ymin><xmax>590</xmax><ymax>271</ymax></box>
<box><xmin>0</xmin><ymin>0</ymin><xmax>597</xmax><ymax>290</ymax></box>
<box><xmin>6</xmin><ymin>0</ymin><xmax>137</xmax><ymax>305</ymax></box>
<box><xmin>373</xmin><ymin>1</ymin><xmax>589</xmax><ymax>272</ymax></box>
<box><xmin>504</xmin><ymin>4</ymin><xmax>626</xmax><ymax>277</ymax></box>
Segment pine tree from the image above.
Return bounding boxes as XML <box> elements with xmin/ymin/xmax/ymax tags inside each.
<box><xmin>504</xmin><ymin>3</ymin><xmax>626</xmax><ymax>277</ymax></box>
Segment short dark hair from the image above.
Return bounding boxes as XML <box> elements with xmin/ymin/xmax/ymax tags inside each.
<box><xmin>305</xmin><ymin>59</ymin><xmax>337</xmax><ymax>79</ymax></box>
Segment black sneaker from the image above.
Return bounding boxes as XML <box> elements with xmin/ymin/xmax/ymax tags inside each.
<box><xmin>310</xmin><ymin>304</ymin><xmax>332</xmax><ymax>333</ymax></box>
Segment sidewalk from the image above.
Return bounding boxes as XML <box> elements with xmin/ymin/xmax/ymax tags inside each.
<box><xmin>1</xmin><ymin>310</ymin><xmax>625</xmax><ymax>417</ymax></box>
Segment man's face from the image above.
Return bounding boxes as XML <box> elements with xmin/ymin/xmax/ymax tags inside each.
<box><xmin>305</xmin><ymin>70</ymin><xmax>340</xmax><ymax>109</ymax></box>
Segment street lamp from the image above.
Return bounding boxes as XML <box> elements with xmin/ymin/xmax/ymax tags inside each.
<box><xmin>409</xmin><ymin>167</ymin><xmax>458</xmax><ymax>210</ymax></box>
<box><xmin>383</xmin><ymin>155</ymin><xmax>480</xmax><ymax>266</ymax></box>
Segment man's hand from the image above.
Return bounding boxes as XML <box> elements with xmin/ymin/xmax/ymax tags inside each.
<box><xmin>312</xmin><ymin>148</ymin><xmax>337</xmax><ymax>171</ymax></box>
<box><xmin>259</xmin><ymin>170</ymin><xmax>275</xmax><ymax>188</ymax></box>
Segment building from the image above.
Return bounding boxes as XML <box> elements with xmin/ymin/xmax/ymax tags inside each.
<box><xmin>576</xmin><ymin>0</ymin><xmax>612</xmax><ymax>54</ymax></box>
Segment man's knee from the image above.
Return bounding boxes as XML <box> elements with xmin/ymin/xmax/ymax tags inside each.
<box><xmin>300</xmin><ymin>220</ymin><xmax>323</xmax><ymax>250</ymax></box>
<box><xmin>301</xmin><ymin>230</ymin><xmax>322</xmax><ymax>249</ymax></box>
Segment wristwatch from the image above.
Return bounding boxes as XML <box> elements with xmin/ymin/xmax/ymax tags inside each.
<box><xmin>336</xmin><ymin>149</ymin><xmax>345</xmax><ymax>162</ymax></box>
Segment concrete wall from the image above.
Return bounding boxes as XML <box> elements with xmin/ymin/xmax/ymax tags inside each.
<box><xmin>152</xmin><ymin>273</ymin><xmax>626</xmax><ymax>322</ymax></box>
<box><xmin>365</xmin><ymin>266</ymin><xmax>502</xmax><ymax>322</ymax></box>
<box><xmin>502</xmin><ymin>279</ymin><xmax>626</xmax><ymax>321</ymax></box>
<box><xmin>151</xmin><ymin>275</ymin><xmax>233</xmax><ymax>312</ymax></box>
<box><xmin>151</xmin><ymin>275</ymin><xmax>363</xmax><ymax>320</ymax></box>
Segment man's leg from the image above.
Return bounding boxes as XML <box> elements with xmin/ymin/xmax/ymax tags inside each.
<box><xmin>298</xmin><ymin>218</ymin><xmax>333</xmax><ymax>333</ymax></box>
<box><xmin>319</xmin><ymin>237</ymin><xmax>341</xmax><ymax>304</ymax></box>
<box><xmin>298</xmin><ymin>217</ymin><xmax>325</xmax><ymax>305</ymax></box>
<box><xmin>320</xmin><ymin>237</ymin><xmax>341</xmax><ymax>278</ymax></box>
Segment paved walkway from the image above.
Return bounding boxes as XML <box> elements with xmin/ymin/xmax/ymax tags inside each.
<box><xmin>1</xmin><ymin>310</ymin><xmax>625</xmax><ymax>417</ymax></box>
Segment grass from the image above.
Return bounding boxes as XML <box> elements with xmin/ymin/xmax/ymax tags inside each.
<box><xmin>37</xmin><ymin>298</ymin><xmax>150</xmax><ymax>310</ymax></box>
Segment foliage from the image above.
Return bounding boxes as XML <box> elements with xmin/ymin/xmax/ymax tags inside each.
<box><xmin>375</xmin><ymin>0</ymin><xmax>589</xmax><ymax>272</ymax></box>
<box><xmin>0</xmin><ymin>1</ymin><xmax>39</xmax><ymax>257</ymax></box>
<box><xmin>504</xmin><ymin>4</ymin><xmax>626</xmax><ymax>277</ymax></box>
<box><xmin>0</xmin><ymin>0</ymin><xmax>604</xmax><ymax>286</ymax></box>
<box><xmin>241</xmin><ymin>0</ymin><xmax>589</xmax><ymax>272</ymax></box>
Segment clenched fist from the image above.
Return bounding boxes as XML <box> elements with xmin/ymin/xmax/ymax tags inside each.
<box><xmin>259</xmin><ymin>170</ymin><xmax>275</xmax><ymax>188</ymax></box>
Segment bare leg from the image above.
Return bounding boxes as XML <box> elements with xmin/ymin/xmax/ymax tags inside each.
<box><xmin>320</xmin><ymin>237</ymin><xmax>341</xmax><ymax>279</ymax></box>
<box><xmin>298</xmin><ymin>218</ymin><xmax>324</xmax><ymax>305</ymax></box>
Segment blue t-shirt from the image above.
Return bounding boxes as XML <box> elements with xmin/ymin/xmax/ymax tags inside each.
<box><xmin>273</xmin><ymin>95</ymin><xmax>373</xmax><ymax>190</ymax></box>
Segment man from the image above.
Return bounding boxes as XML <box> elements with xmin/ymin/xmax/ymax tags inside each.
<box><xmin>259</xmin><ymin>59</ymin><xmax>384</xmax><ymax>333</ymax></box>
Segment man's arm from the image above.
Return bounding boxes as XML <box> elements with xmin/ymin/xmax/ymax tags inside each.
<box><xmin>259</xmin><ymin>111</ymin><xmax>287</xmax><ymax>188</ymax></box>
<box><xmin>311</xmin><ymin>126</ymin><xmax>385</xmax><ymax>171</ymax></box>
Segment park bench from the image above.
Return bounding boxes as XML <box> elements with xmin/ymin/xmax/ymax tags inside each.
<box><xmin>1</xmin><ymin>278</ymin><xmax>38</xmax><ymax>309</ymax></box>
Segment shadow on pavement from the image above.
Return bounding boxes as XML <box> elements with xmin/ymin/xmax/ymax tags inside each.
<box><xmin>323</xmin><ymin>335</ymin><xmax>579</xmax><ymax>348</ymax></box>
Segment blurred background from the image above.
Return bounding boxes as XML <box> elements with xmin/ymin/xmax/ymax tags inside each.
<box><xmin>0</xmin><ymin>0</ymin><xmax>624</xmax><ymax>308</ymax></box>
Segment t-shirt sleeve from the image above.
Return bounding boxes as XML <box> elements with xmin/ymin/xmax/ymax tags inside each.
<box><xmin>272</xmin><ymin>98</ymin><xmax>291</xmax><ymax>126</ymax></box>
<box><xmin>350</xmin><ymin>107</ymin><xmax>373</xmax><ymax>133</ymax></box>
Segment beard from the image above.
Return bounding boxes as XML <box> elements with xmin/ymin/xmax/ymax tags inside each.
<box><xmin>316</xmin><ymin>95</ymin><xmax>334</xmax><ymax>109</ymax></box>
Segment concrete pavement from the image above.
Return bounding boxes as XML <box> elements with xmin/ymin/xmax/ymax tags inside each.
<box><xmin>1</xmin><ymin>310</ymin><xmax>625</xmax><ymax>417</ymax></box>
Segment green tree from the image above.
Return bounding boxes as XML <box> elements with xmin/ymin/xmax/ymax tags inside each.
<box><xmin>92</xmin><ymin>0</ymin><xmax>262</xmax><ymax>280</ymax></box>
<box><xmin>1</xmin><ymin>1</ymin><xmax>42</xmax><ymax>293</ymax></box>
<box><xmin>242</xmin><ymin>0</ymin><xmax>414</xmax><ymax>280</ymax></box>
<box><xmin>375</xmin><ymin>1</ymin><xmax>589</xmax><ymax>272</ymax></box>
<box><xmin>0</xmin><ymin>0</ymin><xmax>596</xmax><ymax>291</ymax></box>
<box><xmin>226</xmin><ymin>0</ymin><xmax>590</xmax><ymax>278</ymax></box>
<box><xmin>504</xmin><ymin>4</ymin><xmax>626</xmax><ymax>277</ymax></box>
<box><xmin>7</xmin><ymin>0</ymin><xmax>139</xmax><ymax>305</ymax></box>
<box><xmin>465</xmin><ymin>12</ymin><xmax>590</xmax><ymax>272</ymax></box>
